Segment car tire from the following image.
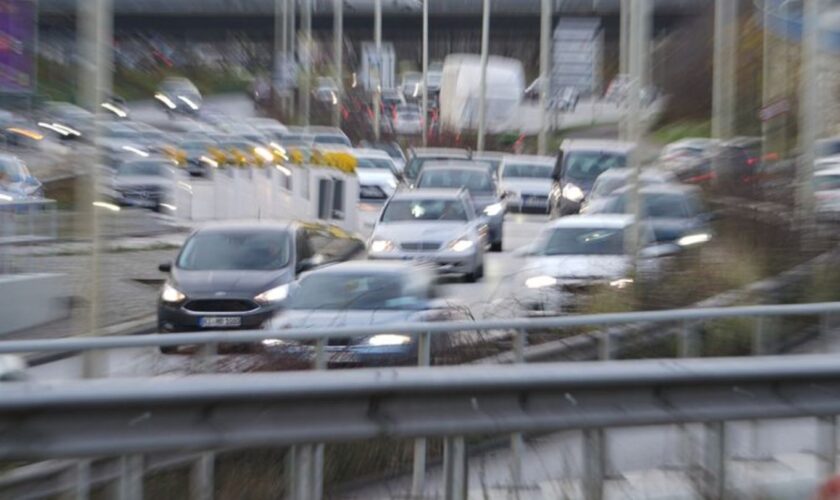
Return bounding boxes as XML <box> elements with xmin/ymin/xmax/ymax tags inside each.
<box><xmin>490</xmin><ymin>241</ymin><xmax>503</xmax><ymax>253</ymax></box>
<box><xmin>465</xmin><ymin>263</ymin><xmax>483</xmax><ymax>283</ymax></box>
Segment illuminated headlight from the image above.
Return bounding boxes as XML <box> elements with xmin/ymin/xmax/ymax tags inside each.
<box><xmin>448</xmin><ymin>238</ymin><xmax>475</xmax><ymax>253</ymax></box>
<box><xmin>610</xmin><ymin>278</ymin><xmax>634</xmax><ymax>289</ymax></box>
<box><xmin>177</xmin><ymin>95</ymin><xmax>200</xmax><ymax>110</ymax></box>
<box><xmin>483</xmin><ymin>202</ymin><xmax>505</xmax><ymax>216</ymax></box>
<box><xmin>525</xmin><ymin>275</ymin><xmax>557</xmax><ymax>289</ymax></box>
<box><xmin>562</xmin><ymin>183</ymin><xmax>585</xmax><ymax>202</ymax></box>
<box><xmin>154</xmin><ymin>93</ymin><xmax>177</xmax><ymax>110</ymax></box>
<box><xmin>161</xmin><ymin>283</ymin><xmax>186</xmax><ymax>303</ymax></box>
<box><xmin>367</xmin><ymin>334</ymin><xmax>412</xmax><ymax>346</ymax></box>
<box><xmin>677</xmin><ymin>233</ymin><xmax>711</xmax><ymax>247</ymax></box>
<box><xmin>254</xmin><ymin>146</ymin><xmax>275</xmax><ymax>163</ymax></box>
<box><xmin>254</xmin><ymin>284</ymin><xmax>290</xmax><ymax>304</ymax></box>
<box><xmin>370</xmin><ymin>239</ymin><xmax>396</xmax><ymax>253</ymax></box>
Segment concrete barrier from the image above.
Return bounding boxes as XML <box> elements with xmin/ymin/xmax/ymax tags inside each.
<box><xmin>0</xmin><ymin>274</ymin><xmax>70</xmax><ymax>336</ymax></box>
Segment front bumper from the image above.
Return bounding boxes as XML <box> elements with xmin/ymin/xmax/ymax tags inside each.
<box><xmin>158</xmin><ymin>301</ymin><xmax>283</xmax><ymax>333</ymax></box>
<box><xmin>507</xmin><ymin>194</ymin><xmax>550</xmax><ymax>213</ymax></box>
<box><xmin>369</xmin><ymin>250</ymin><xmax>479</xmax><ymax>275</ymax></box>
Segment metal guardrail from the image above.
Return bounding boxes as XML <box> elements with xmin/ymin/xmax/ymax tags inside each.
<box><xmin>3</xmin><ymin>301</ymin><xmax>840</xmax><ymax>500</ymax></box>
<box><xmin>3</xmin><ymin>355</ymin><xmax>840</xmax><ymax>499</ymax></box>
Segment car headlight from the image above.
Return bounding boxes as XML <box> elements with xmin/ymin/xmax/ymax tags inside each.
<box><xmin>255</xmin><ymin>284</ymin><xmax>290</xmax><ymax>304</ymax></box>
<box><xmin>562</xmin><ymin>183</ymin><xmax>585</xmax><ymax>202</ymax></box>
<box><xmin>610</xmin><ymin>278</ymin><xmax>634</xmax><ymax>289</ymax></box>
<box><xmin>448</xmin><ymin>238</ymin><xmax>475</xmax><ymax>253</ymax></box>
<box><xmin>161</xmin><ymin>283</ymin><xmax>186</xmax><ymax>303</ymax></box>
<box><xmin>677</xmin><ymin>233</ymin><xmax>711</xmax><ymax>247</ymax></box>
<box><xmin>367</xmin><ymin>334</ymin><xmax>412</xmax><ymax>346</ymax></box>
<box><xmin>525</xmin><ymin>275</ymin><xmax>557</xmax><ymax>289</ymax></box>
<box><xmin>370</xmin><ymin>239</ymin><xmax>396</xmax><ymax>253</ymax></box>
<box><xmin>483</xmin><ymin>202</ymin><xmax>505</xmax><ymax>217</ymax></box>
<box><xmin>254</xmin><ymin>146</ymin><xmax>275</xmax><ymax>163</ymax></box>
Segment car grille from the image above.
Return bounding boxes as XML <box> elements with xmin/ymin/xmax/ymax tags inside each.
<box><xmin>401</xmin><ymin>241</ymin><xmax>442</xmax><ymax>252</ymax></box>
<box><xmin>118</xmin><ymin>186</ymin><xmax>163</xmax><ymax>198</ymax></box>
<box><xmin>558</xmin><ymin>282</ymin><xmax>596</xmax><ymax>294</ymax></box>
<box><xmin>183</xmin><ymin>299</ymin><xmax>259</xmax><ymax>313</ymax></box>
<box><xmin>521</xmin><ymin>195</ymin><xmax>548</xmax><ymax>206</ymax></box>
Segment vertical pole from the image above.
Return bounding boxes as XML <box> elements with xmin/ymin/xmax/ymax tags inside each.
<box><xmin>75</xmin><ymin>460</ymin><xmax>91</xmax><ymax>500</ymax></box>
<box><xmin>411</xmin><ymin>331</ymin><xmax>431</xmax><ymax>498</ymax></box>
<box><xmin>538</xmin><ymin>0</ymin><xmax>551</xmax><ymax>155</ymax></box>
<box><xmin>712</xmin><ymin>0</ymin><xmax>737</xmax><ymax>139</ymax></box>
<box><xmin>118</xmin><ymin>455</ymin><xmax>143</xmax><ymax>500</ymax></box>
<box><xmin>619</xmin><ymin>0</ymin><xmax>630</xmax><ymax>75</ymax></box>
<box><xmin>752</xmin><ymin>316</ymin><xmax>767</xmax><ymax>355</ymax></box>
<box><xmin>275</xmin><ymin>0</ymin><xmax>285</xmax><ymax>101</ymax></box>
<box><xmin>761</xmin><ymin>0</ymin><xmax>772</xmax><ymax>164</ymax></box>
<box><xmin>821</xmin><ymin>313</ymin><xmax>832</xmax><ymax>349</ymax></box>
<box><xmin>509</xmin><ymin>329</ymin><xmax>527</xmax><ymax>489</ymax></box>
<box><xmin>333</xmin><ymin>0</ymin><xmax>343</xmax><ymax>127</ymax></box>
<box><xmin>679</xmin><ymin>320</ymin><xmax>698</xmax><ymax>357</ymax></box>
<box><xmin>285</xmin><ymin>446</ymin><xmax>298</xmax><ymax>500</ymax></box>
<box><xmin>443</xmin><ymin>436</ymin><xmax>467</xmax><ymax>500</ymax></box>
<box><xmin>422</xmin><ymin>0</ymin><xmax>429</xmax><ymax>146</ymax></box>
<box><xmin>582</xmin><ymin>429</ymin><xmax>605</xmax><ymax>500</ymax></box>
<box><xmin>703</xmin><ymin>422</ymin><xmax>726</xmax><ymax>500</ymax></box>
<box><xmin>289</xmin><ymin>0</ymin><xmax>297</xmax><ymax>117</ymax></box>
<box><xmin>798</xmin><ymin>0</ymin><xmax>821</xmax><ymax>224</ymax></box>
<box><xmin>598</xmin><ymin>331</ymin><xmax>612</xmax><ymax>360</ymax></box>
<box><xmin>374</xmin><ymin>0</ymin><xmax>382</xmax><ymax>140</ymax></box>
<box><xmin>626</xmin><ymin>0</ymin><xmax>647</xmax><ymax>267</ymax></box>
<box><xmin>190</xmin><ymin>453</ymin><xmax>215</xmax><ymax>500</ymax></box>
<box><xmin>78</xmin><ymin>0</ymin><xmax>112</xmax><ymax>379</ymax></box>
<box><xmin>818</xmin><ymin>416</ymin><xmax>838</xmax><ymax>478</ymax></box>
<box><xmin>476</xmin><ymin>0</ymin><xmax>490</xmax><ymax>152</ymax></box>
<box><xmin>301</xmin><ymin>0</ymin><xmax>312</xmax><ymax>127</ymax></box>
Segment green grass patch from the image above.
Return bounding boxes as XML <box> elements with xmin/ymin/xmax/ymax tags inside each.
<box><xmin>651</xmin><ymin>119</ymin><xmax>711</xmax><ymax>145</ymax></box>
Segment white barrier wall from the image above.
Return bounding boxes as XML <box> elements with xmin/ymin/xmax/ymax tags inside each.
<box><xmin>173</xmin><ymin>165</ymin><xmax>360</xmax><ymax>234</ymax></box>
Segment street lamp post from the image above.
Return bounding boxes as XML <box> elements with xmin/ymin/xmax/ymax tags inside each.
<box><xmin>477</xmin><ymin>0</ymin><xmax>490</xmax><ymax>152</ymax></box>
<box><xmin>422</xmin><ymin>0</ymin><xmax>429</xmax><ymax>146</ymax></box>
<box><xmin>374</xmin><ymin>0</ymin><xmax>382</xmax><ymax>141</ymax></box>
<box><xmin>301</xmin><ymin>0</ymin><xmax>312</xmax><ymax>127</ymax></box>
<box><xmin>712</xmin><ymin>0</ymin><xmax>737</xmax><ymax>139</ymax></box>
<box><xmin>334</xmin><ymin>0</ymin><xmax>343</xmax><ymax>127</ymax></box>
<box><xmin>538</xmin><ymin>0</ymin><xmax>551</xmax><ymax>155</ymax></box>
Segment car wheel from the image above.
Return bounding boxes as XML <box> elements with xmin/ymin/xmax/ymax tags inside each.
<box><xmin>490</xmin><ymin>241</ymin><xmax>503</xmax><ymax>252</ymax></box>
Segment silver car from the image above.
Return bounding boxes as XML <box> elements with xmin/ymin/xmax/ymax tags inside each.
<box><xmin>367</xmin><ymin>188</ymin><xmax>486</xmax><ymax>282</ymax></box>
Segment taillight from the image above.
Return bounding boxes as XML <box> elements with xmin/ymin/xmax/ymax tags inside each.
<box><xmin>746</xmin><ymin>157</ymin><xmax>758</xmax><ymax>166</ymax></box>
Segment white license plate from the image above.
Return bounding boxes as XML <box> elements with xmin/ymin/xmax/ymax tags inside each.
<box><xmin>525</xmin><ymin>198</ymin><xmax>545</xmax><ymax>206</ymax></box>
<box><xmin>199</xmin><ymin>316</ymin><xmax>242</xmax><ymax>328</ymax></box>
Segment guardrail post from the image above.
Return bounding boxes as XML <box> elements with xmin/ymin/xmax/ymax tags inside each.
<box><xmin>118</xmin><ymin>455</ymin><xmax>143</xmax><ymax>500</ymax></box>
<box><xmin>821</xmin><ymin>314</ymin><xmax>833</xmax><ymax>349</ymax></box>
<box><xmin>190</xmin><ymin>452</ymin><xmax>215</xmax><ymax>500</ymax></box>
<box><xmin>598</xmin><ymin>331</ymin><xmax>612</xmax><ymax>361</ymax></box>
<box><xmin>679</xmin><ymin>320</ymin><xmax>700</xmax><ymax>358</ymax></box>
<box><xmin>75</xmin><ymin>460</ymin><xmax>91</xmax><ymax>500</ymax></box>
<box><xmin>310</xmin><ymin>338</ymin><xmax>326</xmax><ymax>500</ymax></box>
<box><xmin>285</xmin><ymin>446</ymin><xmax>297</xmax><ymax>500</ymax></box>
<box><xmin>817</xmin><ymin>416</ymin><xmax>838</xmax><ymax>478</ymax></box>
<box><xmin>583</xmin><ymin>428</ymin><xmax>605</xmax><ymax>500</ymax></box>
<box><xmin>443</xmin><ymin>436</ymin><xmax>467</xmax><ymax>500</ymax></box>
<box><xmin>50</xmin><ymin>203</ymin><xmax>58</xmax><ymax>240</ymax></box>
<box><xmin>509</xmin><ymin>329</ymin><xmax>527</xmax><ymax>491</ymax></box>
<box><xmin>411</xmin><ymin>332</ymin><xmax>431</xmax><ymax>498</ymax></box>
<box><xmin>752</xmin><ymin>317</ymin><xmax>767</xmax><ymax>355</ymax></box>
<box><xmin>314</xmin><ymin>337</ymin><xmax>327</xmax><ymax>370</ymax></box>
<box><xmin>703</xmin><ymin>422</ymin><xmax>727</xmax><ymax>500</ymax></box>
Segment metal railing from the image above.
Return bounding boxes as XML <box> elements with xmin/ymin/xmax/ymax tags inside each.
<box><xmin>3</xmin><ymin>354</ymin><xmax>840</xmax><ymax>499</ymax></box>
<box><xmin>2</xmin><ymin>301</ymin><xmax>840</xmax><ymax>500</ymax></box>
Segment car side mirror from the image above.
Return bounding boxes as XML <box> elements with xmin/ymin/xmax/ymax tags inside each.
<box><xmin>158</xmin><ymin>262</ymin><xmax>172</xmax><ymax>273</ymax></box>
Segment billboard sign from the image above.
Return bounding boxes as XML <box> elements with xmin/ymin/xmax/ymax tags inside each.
<box><xmin>0</xmin><ymin>0</ymin><xmax>37</xmax><ymax>94</ymax></box>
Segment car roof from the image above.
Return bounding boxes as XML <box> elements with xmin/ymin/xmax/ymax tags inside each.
<box><xmin>420</xmin><ymin>164</ymin><xmax>490</xmax><ymax>174</ymax></box>
<box><xmin>595</xmin><ymin>167</ymin><xmax>674</xmax><ymax>180</ymax></box>
<box><xmin>192</xmin><ymin>221</ymin><xmax>295</xmax><ymax>234</ymax></box>
<box><xmin>501</xmin><ymin>154</ymin><xmax>554</xmax><ymax>166</ymax></box>
<box><xmin>612</xmin><ymin>183</ymin><xmax>701</xmax><ymax>196</ymax></box>
<box><xmin>410</xmin><ymin>147</ymin><xmax>469</xmax><ymax>158</ymax></box>
<box><xmin>547</xmin><ymin>214</ymin><xmax>635</xmax><ymax>229</ymax></box>
<box><xmin>560</xmin><ymin>139</ymin><xmax>636</xmax><ymax>153</ymax></box>
<box><xmin>472</xmin><ymin>151</ymin><xmax>505</xmax><ymax>159</ymax></box>
<box><xmin>391</xmin><ymin>188</ymin><xmax>465</xmax><ymax>200</ymax></box>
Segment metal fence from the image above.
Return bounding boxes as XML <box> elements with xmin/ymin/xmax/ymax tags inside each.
<box><xmin>4</xmin><ymin>301</ymin><xmax>840</xmax><ymax>499</ymax></box>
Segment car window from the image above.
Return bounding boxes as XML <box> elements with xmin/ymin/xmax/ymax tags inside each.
<box><xmin>0</xmin><ymin>158</ymin><xmax>31</xmax><ymax>182</ymax></box>
<box><xmin>382</xmin><ymin>199</ymin><xmax>468</xmax><ymax>222</ymax></box>
<box><xmin>357</xmin><ymin>157</ymin><xmax>395</xmax><ymax>170</ymax></box>
<box><xmin>177</xmin><ymin>231</ymin><xmax>291</xmax><ymax>270</ymax></box>
<box><xmin>118</xmin><ymin>162</ymin><xmax>171</xmax><ymax>177</ymax></box>
<box><xmin>417</xmin><ymin>169</ymin><xmax>494</xmax><ymax>193</ymax></box>
<box><xmin>590</xmin><ymin>175</ymin><xmax>627</xmax><ymax>199</ymax></box>
<box><xmin>296</xmin><ymin>229</ymin><xmax>315</xmax><ymax>262</ymax></box>
<box><xmin>502</xmin><ymin>163</ymin><xmax>553</xmax><ymax>179</ymax></box>
<box><xmin>600</xmin><ymin>192</ymin><xmax>693</xmax><ymax>218</ymax></box>
<box><xmin>563</xmin><ymin>151</ymin><xmax>627</xmax><ymax>182</ymax></box>
<box><xmin>815</xmin><ymin>175</ymin><xmax>840</xmax><ymax>191</ymax></box>
<box><xmin>541</xmin><ymin>227</ymin><xmax>625</xmax><ymax>256</ymax></box>
<box><xmin>288</xmin><ymin>272</ymin><xmax>423</xmax><ymax>311</ymax></box>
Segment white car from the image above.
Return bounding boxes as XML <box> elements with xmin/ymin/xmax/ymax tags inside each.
<box><xmin>515</xmin><ymin>215</ymin><xmax>665</xmax><ymax>315</ymax></box>
<box><xmin>353</xmin><ymin>148</ymin><xmax>400</xmax><ymax>201</ymax></box>
<box><xmin>499</xmin><ymin>155</ymin><xmax>555</xmax><ymax>213</ymax></box>
<box><xmin>105</xmin><ymin>157</ymin><xmax>179</xmax><ymax>211</ymax></box>
<box><xmin>393</xmin><ymin>106</ymin><xmax>424</xmax><ymax>135</ymax></box>
<box><xmin>659</xmin><ymin>138</ymin><xmax>720</xmax><ymax>162</ymax></box>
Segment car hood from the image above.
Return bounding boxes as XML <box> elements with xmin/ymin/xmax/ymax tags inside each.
<box><xmin>373</xmin><ymin>222</ymin><xmax>468</xmax><ymax>244</ymax></box>
<box><xmin>173</xmin><ymin>269</ymin><xmax>292</xmax><ymax>295</ymax></box>
<box><xmin>113</xmin><ymin>176</ymin><xmax>171</xmax><ymax>189</ymax></box>
<box><xmin>523</xmin><ymin>255</ymin><xmax>631</xmax><ymax>281</ymax></box>
<box><xmin>356</xmin><ymin>168</ymin><xmax>396</xmax><ymax>186</ymax></box>
<box><xmin>470</xmin><ymin>194</ymin><xmax>501</xmax><ymax>211</ymax></box>
<box><xmin>501</xmin><ymin>178</ymin><xmax>551</xmax><ymax>196</ymax></box>
<box><xmin>269</xmin><ymin>309</ymin><xmax>419</xmax><ymax>330</ymax></box>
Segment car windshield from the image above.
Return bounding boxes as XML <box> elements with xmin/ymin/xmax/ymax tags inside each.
<box><xmin>288</xmin><ymin>273</ymin><xmax>422</xmax><ymax>310</ymax></box>
<box><xmin>117</xmin><ymin>161</ymin><xmax>171</xmax><ymax>177</ymax></box>
<box><xmin>541</xmin><ymin>227</ymin><xmax>626</xmax><ymax>256</ymax></box>
<box><xmin>817</xmin><ymin>140</ymin><xmax>840</xmax><ymax>158</ymax></box>
<box><xmin>180</xmin><ymin>141</ymin><xmax>214</xmax><ymax>151</ymax></box>
<box><xmin>176</xmin><ymin>230</ymin><xmax>291</xmax><ymax>270</ymax></box>
<box><xmin>417</xmin><ymin>169</ymin><xmax>494</xmax><ymax>193</ymax></box>
<box><xmin>503</xmin><ymin>163</ymin><xmax>552</xmax><ymax>179</ymax></box>
<box><xmin>0</xmin><ymin>157</ymin><xmax>31</xmax><ymax>182</ymax></box>
<box><xmin>564</xmin><ymin>151</ymin><xmax>627</xmax><ymax>182</ymax></box>
<box><xmin>590</xmin><ymin>175</ymin><xmax>628</xmax><ymax>199</ymax></box>
<box><xmin>382</xmin><ymin>199</ymin><xmax>468</xmax><ymax>222</ymax></box>
<box><xmin>399</xmin><ymin>112</ymin><xmax>421</xmax><ymax>120</ymax></box>
<box><xmin>357</xmin><ymin>157</ymin><xmax>394</xmax><ymax>170</ymax></box>
<box><xmin>602</xmin><ymin>192</ymin><xmax>695</xmax><ymax>218</ymax></box>
<box><xmin>815</xmin><ymin>175</ymin><xmax>840</xmax><ymax>191</ymax></box>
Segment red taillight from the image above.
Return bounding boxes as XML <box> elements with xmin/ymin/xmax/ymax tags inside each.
<box><xmin>746</xmin><ymin>157</ymin><xmax>758</xmax><ymax>166</ymax></box>
<box><xmin>763</xmin><ymin>152</ymin><xmax>779</xmax><ymax>162</ymax></box>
